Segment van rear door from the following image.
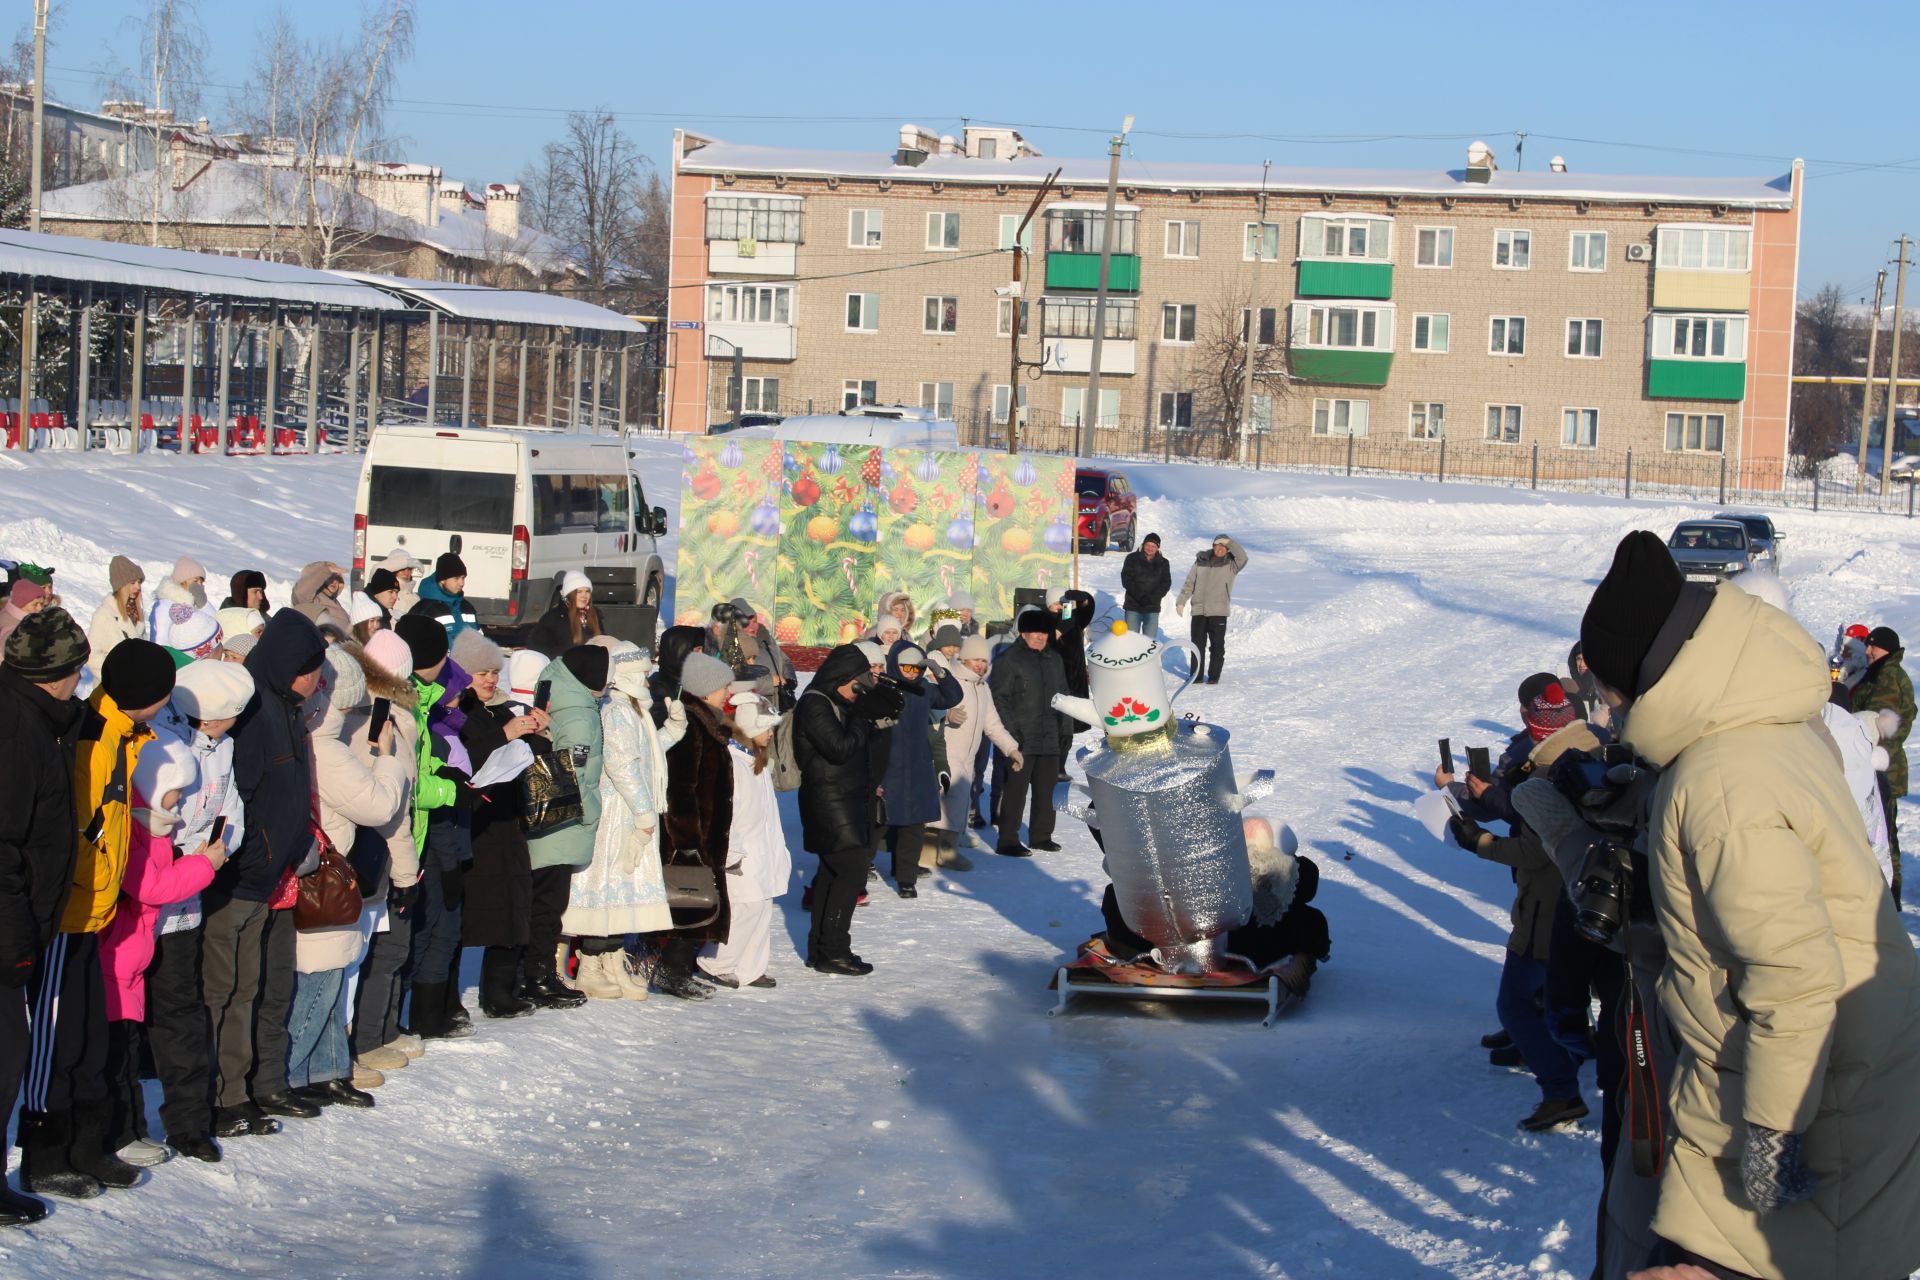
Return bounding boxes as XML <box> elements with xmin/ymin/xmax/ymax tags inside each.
<box><xmin>365</xmin><ymin>439</ymin><xmax>520</xmax><ymax>604</ymax></box>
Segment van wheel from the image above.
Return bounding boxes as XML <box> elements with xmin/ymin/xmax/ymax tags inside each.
<box><xmin>643</xmin><ymin>573</ymin><xmax>663</xmax><ymax>608</ymax></box>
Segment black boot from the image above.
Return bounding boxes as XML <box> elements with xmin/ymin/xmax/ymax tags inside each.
<box><xmin>253</xmin><ymin>1090</ymin><xmax>322</xmax><ymax>1120</ymax></box>
<box><xmin>212</xmin><ymin>1103</ymin><xmax>281</xmax><ymax>1138</ymax></box>
<box><xmin>0</xmin><ymin>1178</ymin><xmax>49</xmax><ymax>1226</ymax></box>
<box><xmin>172</xmin><ymin>1134</ymin><xmax>222</xmax><ymax>1163</ymax></box>
<box><xmin>408</xmin><ymin>982</ymin><xmax>450</xmax><ymax>1038</ymax></box>
<box><xmin>17</xmin><ymin>1110</ymin><xmax>101</xmax><ymax>1200</ymax></box>
<box><xmin>69</xmin><ymin>1102</ymin><xmax>142</xmax><ymax>1190</ymax></box>
<box><xmin>480</xmin><ymin>948</ymin><xmax>535</xmax><ymax>1019</ymax></box>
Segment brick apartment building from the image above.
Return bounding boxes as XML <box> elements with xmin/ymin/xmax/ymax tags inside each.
<box><xmin>665</xmin><ymin>124</ymin><xmax>1801</xmax><ymax>468</ymax></box>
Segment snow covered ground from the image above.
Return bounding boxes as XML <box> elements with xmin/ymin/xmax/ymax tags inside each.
<box><xmin>3</xmin><ymin>441</ymin><xmax>1916</xmax><ymax>1280</ymax></box>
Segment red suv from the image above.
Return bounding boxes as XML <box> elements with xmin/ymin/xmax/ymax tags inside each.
<box><xmin>1075</xmin><ymin>468</ymin><xmax>1137</xmax><ymax>555</ymax></box>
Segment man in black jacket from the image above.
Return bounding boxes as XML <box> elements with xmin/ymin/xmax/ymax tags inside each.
<box><xmin>201</xmin><ymin>609</ymin><xmax>326</xmax><ymax>1137</ymax></box>
<box><xmin>1049</xmin><ymin>589</ymin><xmax>1097</xmax><ymax>700</ymax></box>
<box><xmin>1120</xmin><ymin>533</ymin><xmax>1171</xmax><ymax>640</ymax></box>
<box><xmin>990</xmin><ymin>609</ymin><xmax>1073</xmax><ymax>857</ymax></box>
<box><xmin>794</xmin><ymin>644</ymin><xmax>883</xmax><ymax>975</ymax></box>
<box><xmin>0</xmin><ymin>608</ymin><xmax>88</xmax><ymax>1224</ymax></box>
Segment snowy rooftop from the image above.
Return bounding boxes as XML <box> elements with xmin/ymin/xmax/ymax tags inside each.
<box><xmin>680</xmin><ymin>140</ymin><xmax>1795</xmax><ymax>208</ymax></box>
<box><xmin>332</xmin><ymin>270</ymin><xmax>645</xmax><ymax>334</ymax></box>
<box><xmin>0</xmin><ymin>227</ymin><xmax>399</xmax><ymax>310</ymax></box>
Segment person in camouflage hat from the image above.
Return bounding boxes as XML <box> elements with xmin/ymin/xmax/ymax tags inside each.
<box><xmin>4</xmin><ymin>603</ymin><xmax>89</xmax><ymax>682</ymax></box>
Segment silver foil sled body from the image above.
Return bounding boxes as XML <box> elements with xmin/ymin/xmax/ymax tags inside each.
<box><xmin>1078</xmin><ymin>726</ymin><xmax>1254</xmax><ymax>968</ymax></box>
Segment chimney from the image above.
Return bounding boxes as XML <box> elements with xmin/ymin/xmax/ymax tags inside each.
<box><xmin>437</xmin><ymin>180</ymin><xmax>468</xmax><ymax>223</ymax></box>
<box><xmin>896</xmin><ymin>122</ymin><xmax>940</xmax><ymax>167</ymax></box>
<box><xmin>485</xmin><ymin>183</ymin><xmax>520</xmax><ymax>241</ymax></box>
<box><xmin>1549</xmin><ymin>155</ymin><xmax>1568</xmax><ymax>174</ymax></box>
<box><xmin>1464</xmin><ymin>139</ymin><xmax>1497</xmax><ymax>184</ymax></box>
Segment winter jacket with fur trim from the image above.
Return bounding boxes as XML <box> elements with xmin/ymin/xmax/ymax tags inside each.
<box><xmin>300</xmin><ymin>681</ymin><xmax>410</xmax><ymax>973</ymax></box>
<box><xmin>1623</xmin><ymin>583</ymin><xmax>1920</xmax><ymax>1280</ymax></box>
<box><xmin>0</xmin><ymin>668</ymin><xmax>84</xmax><ymax>972</ymax></box>
<box><xmin>662</xmin><ymin>697</ymin><xmax>734</xmax><ymax>943</ymax></box>
<box><xmin>1174</xmin><ymin>537</ymin><xmax>1248</xmax><ymax>618</ymax></box>
<box><xmin>145</xmin><ymin>575</ymin><xmax>201</xmax><ymax>639</ymax></box>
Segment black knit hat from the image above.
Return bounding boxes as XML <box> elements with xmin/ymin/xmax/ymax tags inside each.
<box><xmin>1580</xmin><ymin>531</ymin><xmax>1684</xmax><ymax>698</ymax></box>
<box><xmin>434</xmin><ymin>552</ymin><xmax>467</xmax><ymax>582</ymax></box>
<box><xmin>364</xmin><ymin>568</ymin><xmax>399</xmax><ymax>598</ymax></box>
<box><xmin>395</xmin><ymin>614</ymin><xmax>450</xmax><ymax>672</ymax></box>
<box><xmin>1016</xmin><ymin>607</ymin><xmax>1056</xmax><ymax>635</ymax></box>
<box><xmin>101</xmin><ymin>638</ymin><xmax>177</xmax><ymax>711</ymax></box>
<box><xmin>1868</xmin><ymin>626</ymin><xmax>1901</xmax><ymax>653</ymax></box>
<box><xmin>1143</xmin><ymin>532</ymin><xmax>1161</xmax><ymax>547</ymax></box>
<box><xmin>560</xmin><ymin>643</ymin><xmax>609</xmax><ymax>693</ymax></box>
<box><xmin>2</xmin><ymin>604</ymin><xmax>89</xmax><ymax>681</ymax></box>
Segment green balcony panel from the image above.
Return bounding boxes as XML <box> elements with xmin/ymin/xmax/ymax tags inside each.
<box><xmin>1647</xmin><ymin>360</ymin><xmax>1745</xmax><ymax>402</ymax></box>
<box><xmin>1045</xmin><ymin>253</ymin><xmax>1140</xmax><ymax>291</ymax></box>
<box><xmin>1290</xmin><ymin>349</ymin><xmax>1393</xmax><ymax>387</ymax></box>
<box><xmin>1296</xmin><ymin>260</ymin><xmax>1393</xmax><ymax>299</ymax></box>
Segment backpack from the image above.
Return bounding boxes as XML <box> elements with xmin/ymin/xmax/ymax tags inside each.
<box><xmin>770</xmin><ymin>702</ymin><xmax>803</xmax><ymax>793</ymax></box>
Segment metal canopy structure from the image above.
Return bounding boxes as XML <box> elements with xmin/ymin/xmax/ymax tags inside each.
<box><xmin>334</xmin><ymin>270</ymin><xmax>645</xmax><ymax>334</ymax></box>
<box><xmin>0</xmin><ymin>228</ymin><xmax>398</xmax><ymax>311</ymax></box>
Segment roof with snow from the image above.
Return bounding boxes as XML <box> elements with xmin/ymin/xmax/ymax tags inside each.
<box><xmin>39</xmin><ymin>160</ymin><xmax>574</xmax><ymax>274</ymax></box>
<box><xmin>331</xmin><ymin>271</ymin><xmax>645</xmax><ymax>334</ymax></box>
<box><xmin>0</xmin><ymin>227</ymin><xmax>399</xmax><ymax>310</ymax></box>
<box><xmin>680</xmin><ymin>140</ymin><xmax>1795</xmax><ymax>208</ymax></box>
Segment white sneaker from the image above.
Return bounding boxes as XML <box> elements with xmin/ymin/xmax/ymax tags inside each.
<box><xmin>574</xmin><ymin>952</ymin><xmax>623</xmax><ymax>1000</ymax></box>
<box><xmin>118</xmin><ymin>1138</ymin><xmax>174</xmax><ymax>1167</ymax></box>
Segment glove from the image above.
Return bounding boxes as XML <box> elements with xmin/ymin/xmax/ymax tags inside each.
<box><xmin>441</xmin><ymin>863</ymin><xmax>467</xmax><ymax>911</ymax></box>
<box><xmin>1009</xmin><ymin>750</ymin><xmax>1026</xmax><ymax>773</ymax></box>
<box><xmin>663</xmin><ymin>696</ymin><xmax>688</xmax><ymax>735</ymax></box>
<box><xmin>945</xmin><ymin>704</ymin><xmax>968</xmax><ymax>728</ymax></box>
<box><xmin>1448</xmin><ymin>814</ymin><xmax>1489</xmax><ymax>852</ymax></box>
<box><xmin>387</xmin><ymin>882</ymin><xmax>420</xmax><ymax>918</ymax></box>
<box><xmin>938</xmin><ymin>771</ymin><xmax>951</xmax><ymax>794</ymax></box>
<box><xmin>1743</xmin><ymin>1124</ymin><xmax>1818</xmax><ymax>1213</ymax></box>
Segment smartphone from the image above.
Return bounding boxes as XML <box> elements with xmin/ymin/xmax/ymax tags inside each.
<box><xmin>209</xmin><ymin>815</ymin><xmax>227</xmax><ymax>843</ymax></box>
<box><xmin>1438</xmin><ymin>738</ymin><xmax>1454</xmax><ymax>775</ymax></box>
<box><xmin>1467</xmin><ymin>746</ymin><xmax>1493</xmax><ymax>783</ymax></box>
<box><xmin>367</xmin><ymin>697</ymin><xmax>391</xmax><ymax>744</ymax></box>
<box><xmin>534</xmin><ymin>679</ymin><xmax>552</xmax><ymax>712</ymax></box>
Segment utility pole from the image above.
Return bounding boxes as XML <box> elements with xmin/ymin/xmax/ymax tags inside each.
<box><xmin>1081</xmin><ymin>114</ymin><xmax>1132</xmax><ymax>459</ymax></box>
<box><xmin>29</xmin><ymin>0</ymin><xmax>47</xmax><ymax>232</ymax></box>
<box><xmin>1882</xmin><ymin>236</ymin><xmax>1912</xmax><ymax>498</ymax></box>
<box><xmin>1856</xmin><ymin>268</ymin><xmax>1886</xmax><ymax>485</ymax></box>
<box><xmin>1237</xmin><ymin>159</ymin><xmax>1271</xmax><ymax>464</ymax></box>
<box><xmin>1005</xmin><ymin>168</ymin><xmax>1060</xmax><ymax>456</ymax></box>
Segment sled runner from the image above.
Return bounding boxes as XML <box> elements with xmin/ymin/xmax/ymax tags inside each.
<box><xmin>1047</xmin><ymin>937</ymin><xmax>1293</xmax><ymax>1028</ymax></box>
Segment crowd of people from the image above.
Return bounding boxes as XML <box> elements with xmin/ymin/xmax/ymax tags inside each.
<box><xmin>0</xmin><ymin>533</ymin><xmax>1257</xmax><ymax>1225</ymax></box>
<box><xmin>1427</xmin><ymin>538</ymin><xmax>1916</xmax><ymax>1280</ymax></box>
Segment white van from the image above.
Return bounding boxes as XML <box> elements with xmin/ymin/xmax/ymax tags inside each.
<box><xmin>352</xmin><ymin>425</ymin><xmax>668</xmax><ymax>632</ymax></box>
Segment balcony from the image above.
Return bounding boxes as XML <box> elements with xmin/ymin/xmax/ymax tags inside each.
<box><xmin>707</xmin><ymin>239</ymin><xmax>797</xmax><ymax>277</ymax></box>
<box><xmin>705</xmin><ymin>322</ymin><xmax>795</xmax><ymax>362</ymax></box>
<box><xmin>1045</xmin><ymin>253</ymin><xmax>1140</xmax><ymax>292</ymax></box>
<box><xmin>1652</xmin><ymin>269</ymin><xmax>1750</xmax><ymax>311</ymax></box>
<box><xmin>1041</xmin><ymin>337</ymin><xmax>1136</xmax><ymax>375</ymax></box>
<box><xmin>1647</xmin><ymin>360</ymin><xmax>1744</xmax><ymax>401</ymax></box>
<box><xmin>1296</xmin><ymin>260</ymin><xmax>1393</xmax><ymax>300</ymax></box>
<box><xmin>1290</xmin><ymin>349</ymin><xmax>1393</xmax><ymax>388</ymax></box>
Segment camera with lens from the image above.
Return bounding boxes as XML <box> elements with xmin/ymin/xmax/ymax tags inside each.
<box><xmin>1570</xmin><ymin>837</ymin><xmax>1652</xmax><ymax>945</ymax></box>
<box><xmin>848</xmin><ymin>673</ymin><xmax>906</xmax><ymax>724</ymax></box>
<box><xmin>711</xmin><ymin>601</ymin><xmax>753</xmax><ymax>627</ymax></box>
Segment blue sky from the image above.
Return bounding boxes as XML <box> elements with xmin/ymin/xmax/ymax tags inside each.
<box><xmin>49</xmin><ymin>0</ymin><xmax>1919</xmax><ymax>302</ymax></box>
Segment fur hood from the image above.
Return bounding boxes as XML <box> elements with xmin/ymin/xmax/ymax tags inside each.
<box><xmin>154</xmin><ymin>576</ymin><xmax>200</xmax><ymax>608</ymax></box>
<box><xmin>875</xmin><ymin>591</ymin><xmax>916</xmax><ymax>632</ymax></box>
<box><xmin>339</xmin><ymin>638</ymin><xmax>417</xmax><ymax>709</ymax></box>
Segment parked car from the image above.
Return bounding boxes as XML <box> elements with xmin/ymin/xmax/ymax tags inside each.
<box><xmin>1666</xmin><ymin>519</ymin><xmax>1752</xmax><ymax>582</ymax></box>
<box><xmin>707</xmin><ymin>412</ymin><xmax>785</xmax><ymax>435</ymax></box>
<box><xmin>1712</xmin><ymin>512</ymin><xmax>1784</xmax><ymax>569</ymax></box>
<box><xmin>1074</xmin><ymin>468</ymin><xmax>1137</xmax><ymax>555</ymax></box>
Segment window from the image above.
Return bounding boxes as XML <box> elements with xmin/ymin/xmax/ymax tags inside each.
<box><xmin>1565</xmin><ymin>318</ymin><xmax>1603</xmax><ymax>359</ymax></box>
<box><xmin>704</xmin><ymin>196</ymin><xmax>802</xmax><ymax>243</ymax></box>
<box><xmin>1409</xmin><ymin>402</ymin><xmax>1446</xmax><ymax>440</ymax></box>
<box><xmin>1562</xmin><ymin>408</ymin><xmax>1599</xmax><ymax>448</ymax></box>
<box><xmin>1485</xmin><ymin>404</ymin><xmax>1523</xmax><ymax>444</ymax></box>
<box><xmin>1652</xmin><ymin>313</ymin><xmax>1747</xmax><ymax>360</ymax></box>
<box><xmin>1665</xmin><ymin>411</ymin><xmax>1727</xmax><ymax>453</ymax></box>
<box><xmin>1494</xmin><ymin>228</ymin><xmax>1531</xmax><ymax>269</ymax></box>
<box><xmin>991</xmin><ymin>384</ymin><xmax>1028</xmax><ymax>426</ymax></box>
<box><xmin>1162</xmin><ymin>303</ymin><xmax>1197</xmax><ymax>344</ymax></box>
<box><xmin>1489</xmin><ymin>316</ymin><xmax>1527</xmax><ymax>355</ymax></box>
<box><xmin>1164</xmin><ymin>219</ymin><xmax>1200</xmax><ymax>258</ymax></box>
<box><xmin>1041</xmin><ymin>296</ymin><xmax>1137</xmax><ymax>340</ymax></box>
<box><xmin>1311</xmin><ymin>398</ymin><xmax>1370</xmax><ymax>437</ymax></box>
<box><xmin>1656</xmin><ymin>226</ymin><xmax>1752</xmax><ymax>271</ymax></box>
<box><xmin>1411</xmin><ymin>313</ymin><xmax>1450</xmax><ymax>353</ymax></box>
<box><xmin>919</xmin><ymin>382</ymin><xmax>954</xmax><ymax>417</ymax></box>
<box><xmin>706</xmin><ymin>283</ymin><xmax>792</xmax><ymax>325</ymax></box>
<box><xmin>1290</xmin><ymin>301</ymin><xmax>1394</xmax><ymax>351</ymax></box>
<box><xmin>369</xmin><ymin>466</ymin><xmax>514</xmax><ymax>535</ymax></box>
<box><xmin>1415</xmin><ymin>226</ymin><xmax>1454</xmax><ymax>268</ymax></box>
<box><xmin>725</xmin><ymin>376</ymin><xmax>780</xmax><ymax>414</ymax></box>
<box><xmin>842</xmin><ymin>379</ymin><xmax>877</xmax><ymax>410</ymax></box>
<box><xmin>1250</xmin><ymin>393</ymin><xmax>1273</xmax><ymax>433</ymax></box>
<box><xmin>1045</xmin><ymin>208</ymin><xmax>1137</xmax><ymax>254</ymax></box>
<box><xmin>923</xmin><ymin>296</ymin><xmax>958</xmax><ymax>334</ymax></box>
<box><xmin>529</xmin><ymin>474</ymin><xmax>605</xmax><ymax>535</ymax></box>
<box><xmin>997</xmin><ymin>214</ymin><xmax>1033</xmax><ymax>252</ymax></box>
<box><xmin>1158</xmin><ymin>391</ymin><xmax>1194</xmax><ymax>430</ymax></box>
<box><xmin>1298</xmin><ymin>215</ymin><xmax>1392</xmax><ymax>261</ymax></box>
<box><xmin>1243</xmin><ymin>222</ymin><xmax>1281</xmax><ymax>261</ymax></box>
<box><xmin>1062</xmin><ymin>387</ymin><xmax>1121</xmax><ymax>428</ymax></box>
<box><xmin>978</xmin><ymin>137</ymin><xmax>999</xmax><ymax>160</ymax></box>
<box><xmin>1241</xmin><ymin>307</ymin><xmax>1279</xmax><ymax>346</ymax></box>
<box><xmin>849</xmin><ymin>208</ymin><xmax>883</xmax><ymax>249</ymax></box>
<box><xmin>845</xmin><ymin>293</ymin><xmax>879</xmax><ymax>332</ymax></box>
<box><xmin>1569</xmin><ymin>230</ymin><xmax>1607</xmax><ymax>272</ymax></box>
<box><xmin>926</xmin><ymin>211</ymin><xmax>961</xmax><ymax>250</ymax></box>
<box><xmin>996</xmin><ymin>298</ymin><xmax>1030</xmax><ymax>337</ymax></box>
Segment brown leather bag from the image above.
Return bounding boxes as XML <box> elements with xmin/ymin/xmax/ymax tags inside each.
<box><xmin>294</xmin><ymin>819</ymin><xmax>364</xmax><ymax>931</ymax></box>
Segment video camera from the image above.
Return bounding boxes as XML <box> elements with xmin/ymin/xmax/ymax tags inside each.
<box><xmin>711</xmin><ymin>601</ymin><xmax>755</xmax><ymax>627</ymax></box>
<box><xmin>848</xmin><ymin>673</ymin><xmax>906</xmax><ymax>724</ymax></box>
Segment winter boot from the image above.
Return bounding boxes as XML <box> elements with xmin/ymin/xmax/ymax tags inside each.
<box><xmin>16</xmin><ymin>1110</ymin><xmax>102</xmax><ymax>1200</ymax></box>
<box><xmin>1519</xmin><ymin>1097</ymin><xmax>1589</xmax><ymax>1132</ymax></box>
<box><xmin>479</xmin><ymin>948</ymin><xmax>535</xmax><ymax>1019</ymax></box>
<box><xmin>447</xmin><ymin>989</ymin><xmax>473</xmax><ymax>1031</ymax></box>
<box><xmin>935</xmin><ymin>835</ymin><xmax>975</xmax><ymax>872</ymax></box>
<box><xmin>608</xmin><ymin>952</ymin><xmax>651</xmax><ymax>1002</ymax></box>
<box><xmin>521</xmin><ymin>950</ymin><xmax>586</xmax><ymax>1010</ymax></box>
<box><xmin>1274</xmin><ymin>954</ymin><xmax>1316</xmax><ymax>1000</ymax></box>
<box><xmin>70</xmin><ymin>1102</ymin><xmax>143</xmax><ymax>1189</ymax></box>
<box><xmin>0</xmin><ymin>1173</ymin><xmax>49</xmax><ymax>1227</ymax></box>
<box><xmin>407</xmin><ymin>981</ymin><xmax>449</xmax><ymax>1038</ymax></box>
<box><xmin>387</xmin><ymin>1032</ymin><xmax>425</xmax><ymax>1059</ymax></box>
<box><xmin>171</xmin><ymin>1135</ymin><xmax>222</xmax><ymax>1163</ymax></box>
<box><xmin>573</xmin><ymin>953</ymin><xmax>623</xmax><ymax>1000</ymax></box>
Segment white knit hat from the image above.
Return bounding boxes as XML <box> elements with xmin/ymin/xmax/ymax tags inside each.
<box><xmin>507</xmin><ymin>648</ymin><xmax>548</xmax><ymax>701</ymax></box>
<box><xmin>608</xmin><ymin>641</ymin><xmax>652</xmax><ymax>703</ymax></box>
<box><xmin>155</xmin><ymin>603</ymin><xmax>222</xmax><ymax>659</ymax></box>
<box><xmin>131</xmin><ymin>734</ymin><xmax>198</xmax><ymax>827</ymax></box>
<box><xmin>216</xmin><ymin>607</ymin><xmax>265</xmax><ymax>640</ymax></box>
<box><xmin>347</xmin><ymin>592</ymin><xmax>384</xmax><ymax>626</ymax></box>
<box><xmin>728</xmin><ymin>689</ymin><xmax>783</xmax><ymax>738</ymax></box>
<box><xmin>561</xmin><ymin>570</ymin><xmax>591</xmax><ymax>599</ymax></box>
<box><xmin>855</xmin><ymin>641</ymin><xmax>887</xmax><ymax>667</ymax></box>
<box><xmin>171</xmin><ymin>658</ymin><xmax>256</xmax><ymax>721</ymax></box>
<box><xmin>958</xmin><ymin>635</ymin><xmax>994</xmax><ymax>662</ymax></box>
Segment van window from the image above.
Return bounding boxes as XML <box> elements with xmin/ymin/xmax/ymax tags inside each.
<box><xmin>532</xmin><ymin>474</ymin><xmax>601</xmax><ymax>535</ymax></box>
<box><xmin>368</xmin><ymin>465</ymin><xmax>514</xmax><ymax>534</ymax></box>
<box><xmin>596</xmin><ymin>474</ymin><xmax>629</xmax><ymax>533</ymax></box>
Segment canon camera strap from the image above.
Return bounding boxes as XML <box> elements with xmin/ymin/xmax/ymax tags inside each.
<box><xmin>1620</xmin><ymin>960</ymin><xmax>1666</xmax><ymax>1179</ymax></box>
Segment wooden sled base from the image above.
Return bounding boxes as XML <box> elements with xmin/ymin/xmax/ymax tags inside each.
<box><xmin>1047</xmin><ymin>938</ymin><xmax>1297</xmax><ymax>1027</ymax></box>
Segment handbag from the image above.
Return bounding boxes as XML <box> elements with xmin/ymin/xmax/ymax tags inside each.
<box><xmin>293</xmin><ymin>818</ymin><xmax>364</xmax><ymax>930</ymax></box>
<box><xmin>663</xmin><ymin>847</ymin><xmax>721</xmax><ymax>928</ymax></box>
<box><xmin>519</xmin><ymin>742</ymin><xmax>584</xmax><ymax>836</ymax></box>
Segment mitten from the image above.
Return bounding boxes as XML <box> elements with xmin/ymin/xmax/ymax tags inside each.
<box><xmin>1743</xmin><ymin>1124</ymin><xmax>1818</xmax><ymax>1213</ymax></box>
<box><xmin>946</xmin><ymin>704</ymin><xmax>968</xmax><ymax>728</ymax></box>
<box><xmin>388</xmin><ymin>882</ymin><xmax>419</xmax><ymax>918</ymax></box>
<box><xmin>1448</xmin><ymin>814</ymin><xmax>1489</xmax><ymax>852</ymax></box>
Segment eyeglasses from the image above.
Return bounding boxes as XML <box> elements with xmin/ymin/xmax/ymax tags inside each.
<box><xmin>898</xmin><ymin>665</ymin><xmax>923</xmax><ymax>678</ymax></box>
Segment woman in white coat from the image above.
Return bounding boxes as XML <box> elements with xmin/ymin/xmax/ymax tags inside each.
<box><xmin>563</xmin><ymin>640</ymin><xmax>681</xmax><ymax>999</ymax></box>
<box><xmin>930</xmin><ymin>635</ymin><xmax>1021</xmax><ymax>868</ymax></box>
<box><xmin>702</xmin><ymin>690</ymin><xmax>792</xmax><ymax>989</ymax></box>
